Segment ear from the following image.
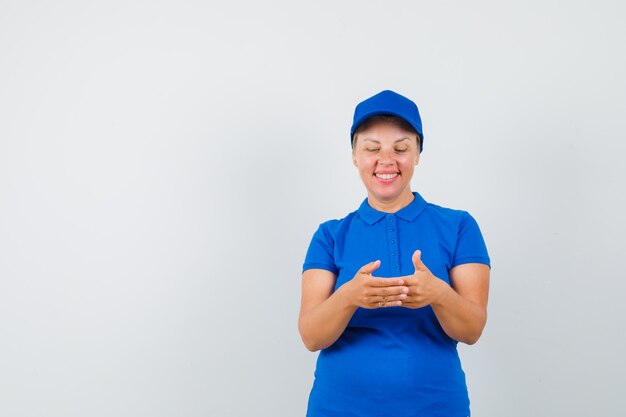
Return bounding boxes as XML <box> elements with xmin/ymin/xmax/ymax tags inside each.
<box><xmin>415</xmin><ymin>136</ymin><xmax>422</xmax><ymax>165</ymax></box>
<box><xmin>352</xmin><ymin>152</ymin><xmax>358</xmax><ymax>167</ymax></box>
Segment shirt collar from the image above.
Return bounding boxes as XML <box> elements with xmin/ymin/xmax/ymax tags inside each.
<box><xmin>357</xmin><ymin>192</ymin><xmax>428</xmax><ymax>225</ymax></box>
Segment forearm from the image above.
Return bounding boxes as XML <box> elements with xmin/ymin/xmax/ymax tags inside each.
<box><xmin>298</xmin><ymin>286</ymin><xmax>357</xmax><ymax>352</ymax></box>
<box><xmin>430</xmin><ymin>284</ymin><xmax>487</xmax><ymax>345</ymax></box>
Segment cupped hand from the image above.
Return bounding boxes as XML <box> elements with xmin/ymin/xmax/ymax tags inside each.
<box><xmin>340</xmin><ymin>260</ymin><xmax>409</xmax><ymax>309</ymax></box>
<box><xmin>401</xmin><ymin>250</ymin><xmax>448</xmax><ymax>309</ymax></box>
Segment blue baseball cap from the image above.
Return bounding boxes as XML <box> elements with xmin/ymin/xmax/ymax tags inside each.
<box><xmin>350</xmin><ymin>90</ymin><xmax>424</xmax><ymax>152</ymax></box>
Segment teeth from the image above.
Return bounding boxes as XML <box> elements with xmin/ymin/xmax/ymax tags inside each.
<box><xmin>376</xmin><ymin>173</ymin><xmax>397</xmax><ymax>180</ymax></box>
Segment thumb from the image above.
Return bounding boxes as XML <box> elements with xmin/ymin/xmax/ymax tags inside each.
<box><xmin>412</xmin><ymin>250</ymin><xmax>427</xmax><ymax>272</ymax></box>
<box><xmin>359</xmin><ymin>260</ymin><xmax>381</xmax><ymax>275</ymax></box>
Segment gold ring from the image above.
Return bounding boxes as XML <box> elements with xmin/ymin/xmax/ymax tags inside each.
<box><xmin>379</xmin><ymin>301</ymin><xmax>384</xmax><ymax>307</ymax></box>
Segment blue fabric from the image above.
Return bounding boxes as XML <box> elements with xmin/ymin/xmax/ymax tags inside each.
<box><xmin>302</xmin><ymin>192</ymin><xmax>490</xmax><ymax>417</ymax></box>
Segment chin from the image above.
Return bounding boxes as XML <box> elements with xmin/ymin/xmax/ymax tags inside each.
<box><xmin>370</xmin><ymin>190</ymin><xmax>402</xmax><ymax>202</ymax></box>
<box><xmin>368</xmin><ymin>184</ymin><xmax>411</xmax><ymax>202</ymax></box>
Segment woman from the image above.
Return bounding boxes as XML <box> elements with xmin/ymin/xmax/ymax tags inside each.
<box><xmin>298</xmin><ymin>90</ymin><xmax>491</xmax><ymax>417</ymax></box>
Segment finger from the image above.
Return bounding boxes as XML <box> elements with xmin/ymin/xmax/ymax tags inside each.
<box><xmin>375</xmin><ymin>286</ymin><xmax>410</xmax><ymax>296</ymax></box>
<box><xmin>399</xmin><ymin>301</ymin><xmax>425</xmax><ymax>309</ymax></box>
<box><xmin>412</xmin><ymin>250</ymin><xmax>428</xmax><ymax>272</ymax></box>
<box><xmin>375</xmin><ymin>299</ymin><xmax>403</xmax><ymax>308</ymax></box>
<box><xmin>376</xmin><ymin>293</ymin><xmax>408</xmax><ymax>303</ymax></box>
<box><xmin>358</xmin><ymin>260</ymin><xmax>381</xmax><ymax>275</ymax></box>
<box><xmin>369</xmin><ymin>277</ymin><xmax>405</xmax><ymax>287</ymax></box>
<box><xmin>403</xmin><ymin>275</ymin><xmax>417</xmax><ymax>286</ymax></box>
<box><xmin>382</xmin><ymin>300</ymin><xmax>403</xmax><ymax>308</ymax></box>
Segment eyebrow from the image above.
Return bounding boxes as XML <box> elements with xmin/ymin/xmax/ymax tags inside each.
<box><xmin>362</xmin><ymin>137</ymin><xmax>411</xmax><ymax>144</ymax></box>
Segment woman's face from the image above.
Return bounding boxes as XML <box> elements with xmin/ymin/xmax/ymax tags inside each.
<box><xmin>352</xmin><ymin>119</ymin><xmax>420</xmax><ymax>210</ymax></box>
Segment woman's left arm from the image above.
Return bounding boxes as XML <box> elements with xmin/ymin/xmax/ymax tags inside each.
<box><xmin>402</xmin><ymin>250</ymin><xmax>490</xmax><ymax>345</ymax></box>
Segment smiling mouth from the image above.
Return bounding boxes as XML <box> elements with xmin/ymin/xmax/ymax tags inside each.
<box><xmin>375</xmin><ymin>173</ymin><xmax>398</xmax><ymax>180</ymax></box>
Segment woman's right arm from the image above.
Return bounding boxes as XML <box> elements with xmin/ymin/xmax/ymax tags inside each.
<box><xmin>297</xmin><ymin>261</ymin><xmax>408</xmax><ymax>352</ymax></box>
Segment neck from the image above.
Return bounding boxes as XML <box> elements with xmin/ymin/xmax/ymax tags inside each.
<box><xmin>367</xmin><ymin>189</ymin><xmax>415</xmax><ymax>213</ymax></box>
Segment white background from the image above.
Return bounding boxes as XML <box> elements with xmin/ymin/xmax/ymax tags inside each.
<box><xmin>1</xmin><ymin>1</ymin><xmax>625</xmax><ymax>416</ymax></box>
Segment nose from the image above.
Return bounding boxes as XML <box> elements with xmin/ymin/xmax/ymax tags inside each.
<box><xmin>378</xmin><ymin>148</ymin><xmax>395</xmax><ymax>165</ymax></box>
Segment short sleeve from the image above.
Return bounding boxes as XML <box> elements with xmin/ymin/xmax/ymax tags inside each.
<box><xmin>451</xmin><ymin>212</ymin><xmax>491</xmax><ymax>269</ymax></box>
<box><xmin>302</xmin><ymin>223</ymin><xmax>339</xmax><ymax>275</ymax></box>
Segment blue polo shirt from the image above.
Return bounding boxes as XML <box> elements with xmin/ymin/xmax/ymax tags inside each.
<box><xmin>302</xmin><ymin>192</ymin><xmax>490</xmax><ymax>417</ymax></box>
